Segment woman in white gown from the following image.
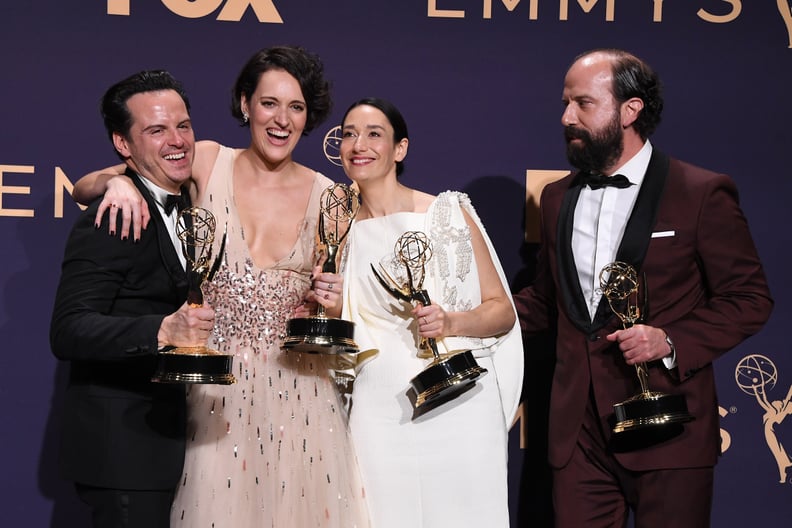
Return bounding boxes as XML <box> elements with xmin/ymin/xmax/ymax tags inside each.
<box><xmin>73</xmin><ymin>47</ymin><xmax>370</xmax><ymax>527</ymax></box>
<box><xmin>308</xmin><ymin>97</ymin><xmax>524</xmax><ymax>528</ymax></box>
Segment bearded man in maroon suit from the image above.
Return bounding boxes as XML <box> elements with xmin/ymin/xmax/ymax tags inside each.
<box><xmin>513</xmin><ymin>49</ymin><xmax>773</xmax><ymax>527</ymax></box>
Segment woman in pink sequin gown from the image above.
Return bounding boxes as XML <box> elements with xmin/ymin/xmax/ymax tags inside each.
<box><xmin>73</xmin><ymin>47</ymin><xmax>370</xmax><ymax>527</ymax></box>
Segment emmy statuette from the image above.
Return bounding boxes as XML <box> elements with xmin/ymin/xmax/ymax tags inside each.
<box><xmin>282</xmin><ymin>183</ymin><xmax>360</xmax><ymax>354</ymax></box>
<box><xmin>600</xmin><ymin>261</ymin><xmax>693</xmax><ymax>433</ymax></box>
<box><xmin>371</xmin><ymin>231</ymin><xmax>487</xmax><ymax>410</ymax></box>
<box><xmin>151</xmin><ymin>206</ymin><xmax>236</xmax><ymax>385</ymax></box>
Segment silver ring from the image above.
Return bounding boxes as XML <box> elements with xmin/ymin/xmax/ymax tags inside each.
<box><xmin>327</xmin><ymin>282</ymin><xmax>333</xmax><ymax>290</ymax></box>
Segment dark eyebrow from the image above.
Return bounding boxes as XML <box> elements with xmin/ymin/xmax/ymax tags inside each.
<box><xmin>141</xmin><ymin>119</ymin><xmax>191</xmax><ymax>132</ymax></box>
<box><xmin>342</xmin><ymin>124</ymin><xmax>386</xmax><ymax>132</ymax></box>
<box><xmin>258</xmin><ymin>96</ymin><xmax>306</xmax><ymax>106</ymax></box>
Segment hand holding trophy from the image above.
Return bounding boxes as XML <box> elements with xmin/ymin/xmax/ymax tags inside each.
<box><xmin>151</xmin><ymin>206</ymin><xmax>236</xmax><ymax>385</ymax></box>
<box><xmin>282</xmin><ymin>183</ymin><xmax>360</xmax><ymax>354</ymax></box>
<box><xmin>372</xmin><ymin>231</ymin><xmax>487</xmax><ymax>410</ymax></box>
<box><xmin>600</xmin><ymin>261</ymin><xmax>692</xmax><ymax>433</ymax></box>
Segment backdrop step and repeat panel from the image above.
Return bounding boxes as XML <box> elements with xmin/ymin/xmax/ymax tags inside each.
<box><xmin>1</xmin><ymin>1</ymin><xmax>789</xmax><ymax>526</ymax></box>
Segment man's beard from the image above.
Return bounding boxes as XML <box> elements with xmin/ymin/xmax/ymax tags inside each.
<box><xmin>564</xmin><ymin>113</ymin><xmax>624</xmax><ymax>174</ymax></box>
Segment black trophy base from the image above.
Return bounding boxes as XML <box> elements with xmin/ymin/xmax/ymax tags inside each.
<box><xmin>151</xmin><ymin>346</ymin><xmax>236</xmax><ymax>385</ymax></box>
<box><xmin>612</xmin><ymin>391</ymin><xmax>694</xmax><ymax>433</ymax></box>
<box><xmin>282</xmin><ymin>316</ymin><xmax>359</xmax><ymax>354</ymax></box>
<box><xmin>410</xmin><ymin>350</ymin><xmax>488</xmax><ymax>409</ymax></box>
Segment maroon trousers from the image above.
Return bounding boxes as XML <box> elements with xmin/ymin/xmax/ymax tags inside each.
<box><xmin>552</xmin><ymin>395</ymin><xmax>714</xmax><ymax>528</ymax></box>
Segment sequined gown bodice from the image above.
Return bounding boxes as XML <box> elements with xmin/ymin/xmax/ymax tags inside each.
<box><xmin>171</xmin><ymin>145</ymin><xmax>369</xmax><ymax>527</ymax></box>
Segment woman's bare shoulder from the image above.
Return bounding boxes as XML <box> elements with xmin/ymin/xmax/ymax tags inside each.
<box><xmin>413</xmin><ymin>188</ymin><xmax>437</xmax><ymax>213</ymax></box>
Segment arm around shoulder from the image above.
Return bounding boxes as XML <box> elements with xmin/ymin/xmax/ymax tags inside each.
<box><xmin>72</xmin><ymin>163</ymin><xmax>127</xmax><ymax>205</ymax></box>
<box><xmin>191</xmin><ymin>140</ymin><xmax>222</xmax><ymax>198</ymax></box>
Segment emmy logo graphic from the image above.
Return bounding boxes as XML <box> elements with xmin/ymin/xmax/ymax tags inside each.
<box><xmin>323</xmin><ymin>125</ymin><xmax>343</xmax><ymax>166</ymax></box>
<box><xmin>735</xmin><ymin>354</ymin><xmax>792</xmax><ymax>483</ymax></box>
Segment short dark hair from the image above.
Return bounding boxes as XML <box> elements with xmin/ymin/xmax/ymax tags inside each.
<box><xmin>231</xmin><ymin>45</ymin><xmax>332</xmax><ymax>134</ymax></box>
<box><xmin>342</xmin><ymin>97</ymin><xmax>410</xmax><ymax>177</ymax></box>
<box><xmin>577</xmin><ymin>48</ymin><xmax>664</xmax><ymax>139</ymax></box>
<box><xmin>101</xmin><ymin>70</ymin><xmax>190</xmax><ymax>144</ymax></box>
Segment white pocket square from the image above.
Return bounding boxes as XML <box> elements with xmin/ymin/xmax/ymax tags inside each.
<box><xmin>651</xmin><ymin>230</ymin><xmax>675</xmax><ymax>238</ymax></box>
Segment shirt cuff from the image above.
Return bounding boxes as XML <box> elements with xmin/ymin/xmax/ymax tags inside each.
<box><xmin>662</xmin><ymin>332</ymin><xmax>677</xmax><ymax>369</ymax></box>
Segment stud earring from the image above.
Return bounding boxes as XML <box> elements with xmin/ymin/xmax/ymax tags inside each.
<box><xmin>243</xmin><ymin>112</ymin><xmax>249</xmax><ymax>124</ymax></box>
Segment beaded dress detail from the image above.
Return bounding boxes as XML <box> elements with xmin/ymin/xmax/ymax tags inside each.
<box><xmin>171</xmin><ymin>146</ymin><xmax>370</xmax><ymax>527</ymax></box>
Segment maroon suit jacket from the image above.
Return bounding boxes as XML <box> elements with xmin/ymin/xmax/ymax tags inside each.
<box><xmin>513</xmin><ymin>150</ymin><xmax>773</xmax><ymax>471</ymax></box>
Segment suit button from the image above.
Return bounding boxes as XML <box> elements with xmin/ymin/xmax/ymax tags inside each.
<box><xmin>588</xmin><ymin>334</ymin><xmax>599</xmax><ymax>342</ymax></box>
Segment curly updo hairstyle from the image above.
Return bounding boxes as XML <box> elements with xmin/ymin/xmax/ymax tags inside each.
<box><xmin>230</xmin><ymin>45</ymin><xmax>332</xmax><ymax>135</ymax></box>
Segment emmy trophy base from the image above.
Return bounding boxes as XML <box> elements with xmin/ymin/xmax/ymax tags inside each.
<box><xmin>283</xmin><ymin>316</ymin><xmax>359</xmax><ymax>354</ymax></box>
<box><xmin>151</xmin><ymin>347</ymin><xmax>236</xmax><ymax>385</ymax></box>
<box><xmin>410</xmin><ymin>350</ymin><xmax>488</xmax><ymax>409</ymax></box>
<box><xmin>612</xmin><ymin>391</ymin><xmax>694</xmax><ymax>433</ymax></box>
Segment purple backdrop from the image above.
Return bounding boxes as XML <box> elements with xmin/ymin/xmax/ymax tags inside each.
<box><xmin>1</xmin><ymin>1</ymin><xmax>790</xmax><ymax>526</ymax></box>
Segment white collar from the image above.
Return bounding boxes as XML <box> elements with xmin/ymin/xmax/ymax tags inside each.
<box><xmin>609</xmin><ymin>140</ymin><xmax>653</xmax><ymax>186</ymax></box>
<box><xmin>134</xmin><ymin>172</ymin><xmax>181</xmax><ymax>210</ymax></box>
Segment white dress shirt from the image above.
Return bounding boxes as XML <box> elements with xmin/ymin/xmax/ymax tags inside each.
<box><xmin>135</xmin><ymin>174</ymin><xmax>187</xmax><ymax>270</ymax></box>
<box><xmin>572</xmin><ymin>141</ymin><xmax>651</xmax><ymax>320</ymax></box>
<box><xmin>571</xmin><ymin>141</ymin><xmax>675</xmax><ymax>367</ymax></box>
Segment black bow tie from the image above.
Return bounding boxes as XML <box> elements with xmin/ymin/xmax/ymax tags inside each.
<box><xmin>580</xmin><ymin>172</ymin><xmax>633</xmax><ymax>190</ymax></box>
<box><xmin>164</xmin><ymin>193</ymin><xmax>187</xmax><ymax>215</ymax></box>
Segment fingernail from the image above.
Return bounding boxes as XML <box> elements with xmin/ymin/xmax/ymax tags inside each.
<box><xmin>121</xmin><ymin>236</ymin><xmax>128</xmax><ymax>241</ymax></box>
<box><xmin>110</xmin><ymin>231</ymin><xmax>115</xmax><ymax>236</ymax></box>
<box><xmin>95</xmin><ymin>223</ymin><xmax>100</xmax><ymax>229</ymax></box>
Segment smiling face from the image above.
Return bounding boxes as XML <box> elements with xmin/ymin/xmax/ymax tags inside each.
<box><xmin>241</xmin><ymin>68</ymin><xmax>307</xmax><ymax>167</ymax></box>
<box><xmin>113</xmin><ymin>89</ymin><xmax>194</xmax><ymax>193</ymax></box>
<box><xmin>340</xmin><ymin>104</ymin><xmax>408</xmax><ymax>184</ymax></box>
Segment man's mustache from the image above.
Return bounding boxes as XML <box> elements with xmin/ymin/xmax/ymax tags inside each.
<box><xmin>564</xmin><ymin>126</ymin><xmax>588</xmax><ymax>141</ymax></box>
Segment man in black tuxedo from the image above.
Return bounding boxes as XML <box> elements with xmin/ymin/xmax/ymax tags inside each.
<box><xmin>50</xmin><ymin>70</ymin><xmax>214</xmax><ymax>527</ymax></box>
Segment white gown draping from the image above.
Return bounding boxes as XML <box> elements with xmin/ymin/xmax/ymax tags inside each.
<box><xmin>341</xmin><ymin>191</ymin><xmax>523</xmax><ymax>528</ymax></box>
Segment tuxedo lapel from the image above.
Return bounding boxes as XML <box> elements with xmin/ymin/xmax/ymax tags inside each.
<box><xmin>127</xmin><ymin>168</ymin><xmax>189</xmax><ymax>289</ymax></box>
<box><xmin>556</xmin><ymin>174</ymin><xmax>594</xmax><ymax>332</ymax></box>
<box><xmin>557</xmin><ymin>151</ymin><xmax>671</xmax><ymax>332</ymax></box>
<box><xmin>590</xmin><ymin>150</ymin><xmax>670</xmax><ymax>327</ymax></box>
